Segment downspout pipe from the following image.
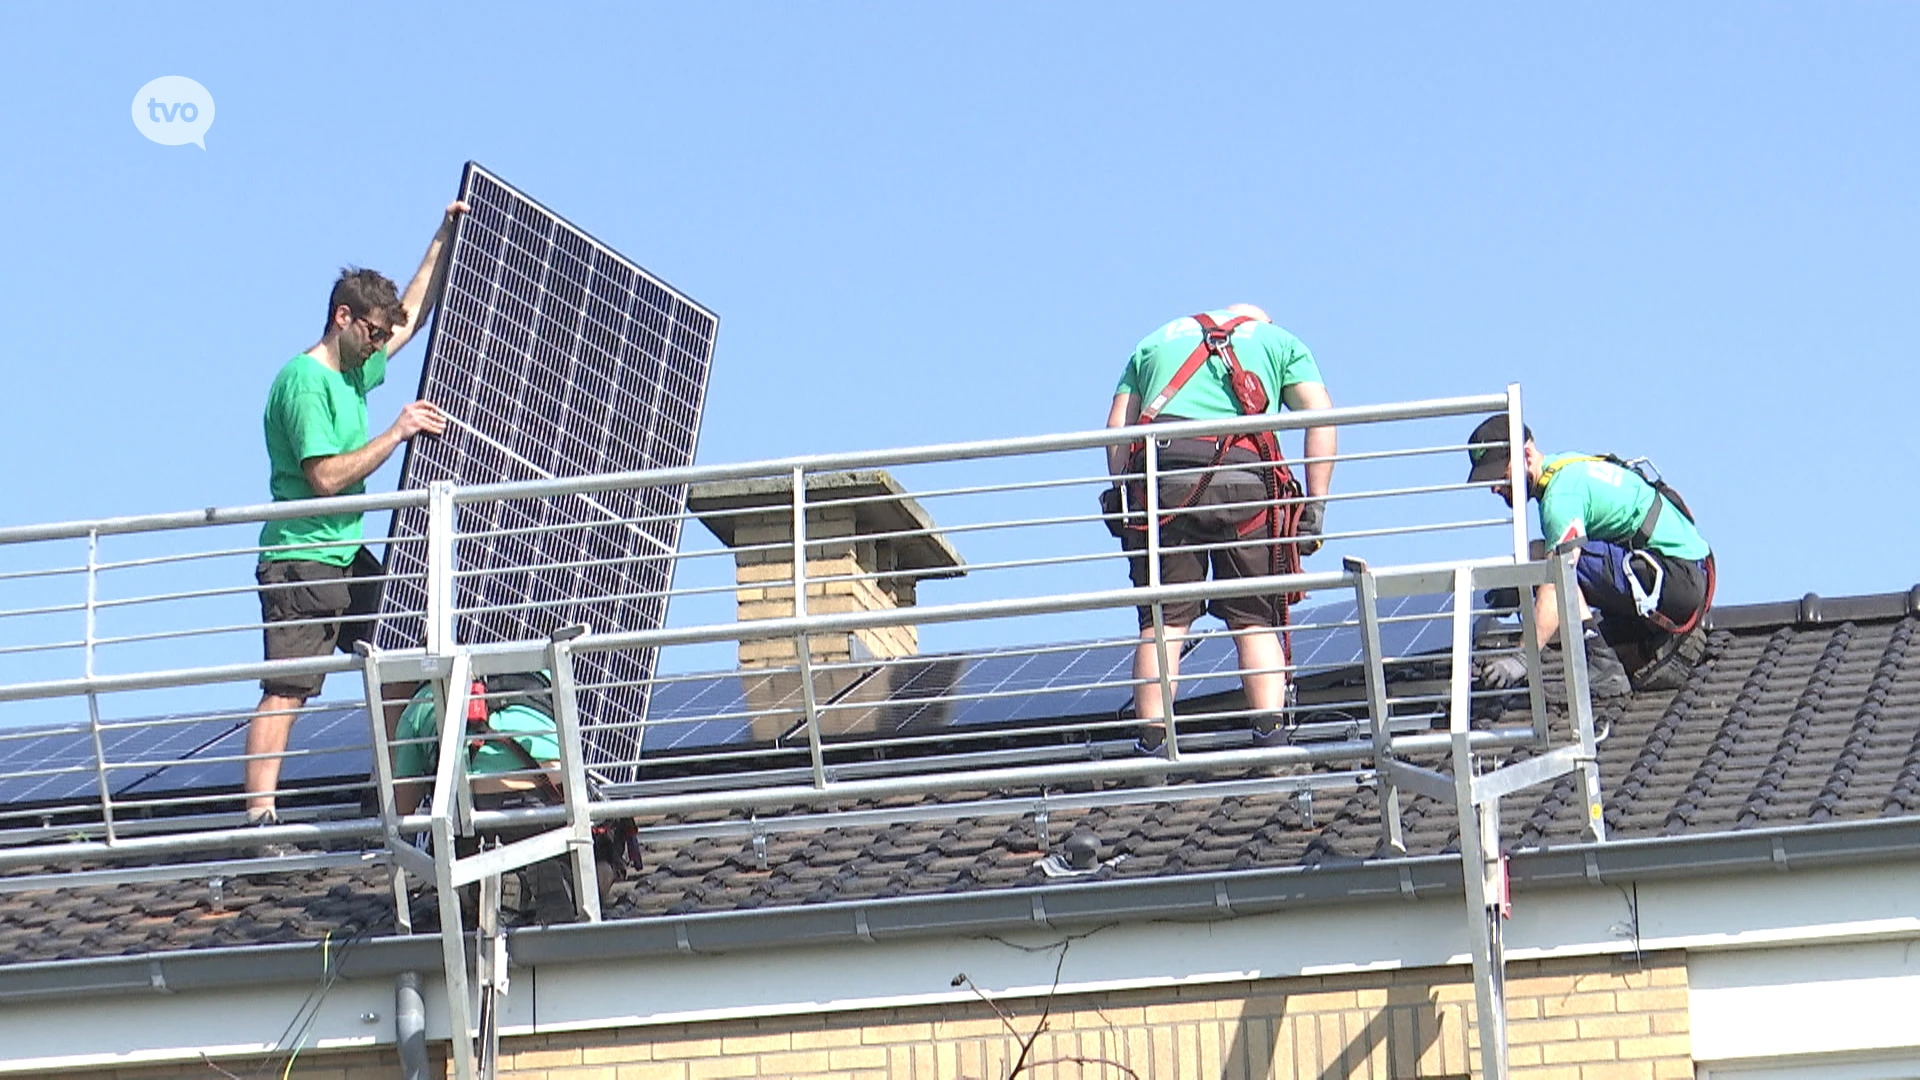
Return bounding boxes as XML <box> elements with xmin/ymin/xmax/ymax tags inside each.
<box><xmin>396</xmin><ymin>971</ymin><xmax>428</xmax><ymax>1080</ymax></box>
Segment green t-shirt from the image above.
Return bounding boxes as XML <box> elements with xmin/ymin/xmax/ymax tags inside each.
<box><xmin>259</xmin><ymin>349</ymin><xmax>388</xmax><ymax>565</ymax></box>
<box><xmin>1537</xmin><ymin>453</ymin><xmax>1711</xmax><ymax>561</ymax></box>
<box><xmin>1115</xmin><ymin>312</ymin><xmax>1323</xmax><ymax>420</ymax></box>
<box><xmin>392</xmin><ymin>683</ymin><xmax>560</xmax><ymax>779</ymax></box>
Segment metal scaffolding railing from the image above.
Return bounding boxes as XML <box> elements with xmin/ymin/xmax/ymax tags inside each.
<box><xmin>0</xmin><ymin>385</ymin><xmax>1574</xmax><ymax>1080</ymax></box>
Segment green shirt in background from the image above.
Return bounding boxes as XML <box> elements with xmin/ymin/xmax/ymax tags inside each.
<box><xmin>1537</xmin><ymin>453</ymin><xmax>1711</xmax><ymax>561</ymax></box>
<box><xmin>391</xmin><ymin>683</ymin><xmax>561</xmax><ymax>780</ymax></box>
<box><xmin>1116</xmin><ymin>312</ymin><xmax>1323</xmax><ymax>420</ymax></box>
<box><xmin>259</xmin><ymin>349</ymin><xmax>388</xmax><ymax>565</ymax></box>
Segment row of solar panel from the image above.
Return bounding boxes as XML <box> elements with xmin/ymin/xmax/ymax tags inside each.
<box><xmin>0</xmin><ymin>593</ymin><xmax>1454</xmax><ymax>813</ymax></box>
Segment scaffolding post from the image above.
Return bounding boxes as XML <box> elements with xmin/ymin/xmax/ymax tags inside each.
<box><xmin>547</xmin><ymin>626</ymin><xmax>602</xmax><ymax>922</ymax></box>
<box><xmin>1448</xmin><ymin>565</ymin><xmax>1510</xmax><ymax>1080</ymax></box>
<box><xmin>1346</xmin><ymin>557</ymin><xmax>1405</xmax><ymax>853</ymax></box>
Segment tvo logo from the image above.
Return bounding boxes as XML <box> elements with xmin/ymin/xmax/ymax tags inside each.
<box><xmin>131</xmin><ymin>76</ymin><xmax>215</xmax><ymax>149</ymax></box>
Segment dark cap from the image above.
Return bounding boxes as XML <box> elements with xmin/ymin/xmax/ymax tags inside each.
<box><xmin>1465</xmin><ymin>414</ymin><xmax>1532</xmax><ymax>483</ymax></box>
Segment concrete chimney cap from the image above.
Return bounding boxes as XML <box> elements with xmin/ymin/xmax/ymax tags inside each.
<box><xmin>687</xmin><ymin>469</ymin><xmax>966</xmax><ymax>578</ymax></box>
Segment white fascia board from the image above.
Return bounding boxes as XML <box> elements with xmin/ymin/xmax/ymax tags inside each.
<box><xmin>0</xmin><ymin>978</ymin><xmax>406</xmax><ymax>1075</ymax></box>
<box><xmin>5</xmin><ymin>861</ymin><xmax>1920</xmax><ymax>1072</ymax></box>
<box><xmin>1690</xmin><ymin>941</ymin><xmax>1920</xmax><ymax>1063</ymax></box>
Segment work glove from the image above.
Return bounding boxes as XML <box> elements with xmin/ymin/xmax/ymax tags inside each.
<box><xmin>1475</xmin><ymin>654</ymin><xmax>1529</xmax><ymax>690</ymax></box>
<box><xmin>1295</xmin><ymin>500</ymin><xmax>1325</xmax><ymax>557</ymax></box>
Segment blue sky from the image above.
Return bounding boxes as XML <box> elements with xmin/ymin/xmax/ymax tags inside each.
<box><xmin>0</xmin><ymin>4</ymin><xmax>1916</xmax><ymax>688</ymax></box>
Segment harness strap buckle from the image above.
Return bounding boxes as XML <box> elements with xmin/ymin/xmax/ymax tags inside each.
<box><xmin>1626</xmin><ymin>549</ymin><xmax>1666</xmax><ymax>618</ymax></box>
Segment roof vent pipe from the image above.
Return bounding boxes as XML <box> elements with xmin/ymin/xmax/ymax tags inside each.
<box><xmin>1799</xmin><ymin>593</ymin><xmax>1823</xmax><ymax>626</ymax></box>
<box><xmin>1907</xmin><ymin>585</ymin><xmax>1920</xmax><ymax>617</ymax></box>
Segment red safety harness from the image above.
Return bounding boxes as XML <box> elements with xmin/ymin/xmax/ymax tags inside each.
<box><xmin>1121</xmin><ymin>313</ymin><xmax>1306</xmax><ymax>605</ymax></box>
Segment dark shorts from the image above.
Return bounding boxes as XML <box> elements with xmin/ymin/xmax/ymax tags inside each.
<box><xmin>257</xmin><ymin>547</ymin><xmax>383</xmax><ymax>698</ymax></box>
<box><xmin>1575</xmin><ymin>540</ymin><xmax>1708</xmax><ymax>645</ymax></box>
<box><xmin>1124</xmin><ymin>528</ymin><xmax>1284</xmax><ymax>630</ymax></box>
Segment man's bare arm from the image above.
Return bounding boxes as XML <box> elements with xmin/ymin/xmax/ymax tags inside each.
<box><xmin>385</xmin><ymin>202</ymin><xmax>469</xmax><ymax>357</ymax></box>
<box><xmin>301</xmin><ymin>401</ymin><xmax>448</xmax><ymax>497</ymax></box>
<box><xmin>1283</xmin><ymin>381</ymin><xmax>1336</xmax><ymax>497</ymax></box>
<box><xmin>1106</xmin><ymin>393</ymin><xmax>1141</xmax><ymax>475</ymax></box>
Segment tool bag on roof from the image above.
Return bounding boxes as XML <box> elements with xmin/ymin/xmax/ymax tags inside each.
<box><xmin>1538</xmin><ymin>453</ymin><xmax>1716</xmax><ymax>636</ymax></box>
<box><xmin>1098</xmin><ymin>313</ymin><xmax>1305</xmax><ymax>600</ymax></box>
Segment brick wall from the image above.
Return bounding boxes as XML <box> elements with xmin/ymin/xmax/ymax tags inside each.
<box><xmin>730</xmin><ymin>505</ymin><xmax>918</xmax><ymax>669</ymax></box>
<box><xmin>62</xmin><ymin>953</ymin><xmax>1691</xmax><ymax>1080</ymax></box>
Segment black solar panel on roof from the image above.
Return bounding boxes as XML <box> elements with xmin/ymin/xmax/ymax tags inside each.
<box><xmin>376</xmin><ymin>163</ymin><xmax>718</xmax><ymax>773</ymax></box>
<box><xmin>633</xmin><ymin>593</ymin><xmax>1459</xmax><ymax>755</ymax></box>
<box><xmin>0</xmin><ymin>705</ymin><xmax>373</xmax><ymax>832</ymax></box>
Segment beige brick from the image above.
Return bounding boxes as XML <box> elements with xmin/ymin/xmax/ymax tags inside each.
<box><xmin>736</xmin><ymin>1049</ymin><xmax>818</xmax><ymax>1076</ymax></box>
<box><xmin>1441</xmin><ymin>1003</ymin><xmax>1471</xmax><ymax>1075</ymax></box>
<box><xmin>1198</xmin><ymin>1020</ymin><xmax>1224</xmax><ymax>1078</ymax></box>
<box><xmin>718</xmin><ymin>1032</ymin><xmax>789</xmax><ymax>1056</ymax></box>
<box><xmin>1509</xmin><ymin>1018</ymin><xmax>1581</xmax><ymax>1044</ymax></box>
<box><xmin>685</xmin><ymin>1057</ymin><xmax>754</xmax><ymax>1080</ymax></box>
<box><xmin>1616</xmin><ymin>1034</ymin><xmax>1691</xmax><ymax>1060</ymax></box>
<box><xmin>615</xmin><ymin>1064</ymin><xmax>687</xmax><ymax>1080</ymax></box>
<box><xmin>1578</xmin><ymin>1014</ymin><xmax>1652</xmax><ymax>1039</ymax></box>
<box><xmin>1507</xmin><ymin>996</ymin><xmax>1542</xmax><ymax>1019</ymax></box>
<box><xmin>1389</xmin><ymin>1007</ymin><xmax>1419</xmax><ymax>1077</ymax></box>
<box><xmin>1645</xmin><ymin>964</ymin><xmax>1689</xmax><ymax>988</ymax></box>
<box><xmin>1092</xmin><ymin>1006</ymin><xmax>1147</xmax><ymax>1028</ymax></box>
<box><xmin>1149</xmin><ymin>999</ymin><xmax>1219</xmax><ymax>1023</ymax></box>
<box><xmin>827</xmin><ymin>1047</ymin><xmax>887</xmax><ymax>1069</ymax></box>
<box><xmin>1614</xmin><ymin>988</ymin><xmax>1689</xmax><ymax>1013</ymax></box>
<box><xmin>1541</xmin><ymin>992</ymin><xmax>1619</xmax><ymax>1017</ymax></box>
<box><xmin>552</xmin><ymin>1068</ymin><xmax>620</xmax><ymax>1080</ymax></box>
<box><xmin>1176</xmin><ymin>1022</ymin><xmax>1202</xmax><ymax>1078</ymax></box>
<box><xmin>1651</xmin><ymin>1012</ymin><xmax>1690</xmax><ymax>1035</ymax></box>
<box><xmin>1507</xmin><ymin>972</ymin><xmax>1582</xmax><ymax>996</ymax></box>
<box><xmin>1576</xmin><ymin>1063</ymin><xmax>1656</xmax><ymax>1080</ymax></box>
<box><xmin>1653</xmin><ymin>1059</ymin><xmax>1696</xmax><ymax>1079</ymax></box>
<box><xmin>1508</xmin><ymin>1042</ymin><xmax>1544</xmax><ymax>1066</ymax></box>
<box><xmin>1508</xmin><ymin>1067</ymin><xmax>1581</xmax><ymax>1080</ymax></box>
<box><xmin>1541</xmin><ymin>1039</ymin><xmax>1618</xmax><ymax>1065</ymax></box>
<box><xmin>583</xmin><ymin>1045</ymin><xmax>653</xmax><ymax>1066</ymax></box>
<box><xmin>646</xmin><ymin>1038</ymin><xmax>722</xmax><ymax>1060</ymax></box>
<box><xmin>514</xmin><ymin>1047</ymin><xmax>584</xmax><ymax>1069</ymax></box>
<box><xmin>931</xmin><ymin>1017</ymin><xmax>1007</xmax><ymax>1040</ymax></box>
<box><xmin>1292</xmin><ymin>989</ymin><xmax>1362</xmax><ymax>1012</ymax></box>
<box><xmin>795</xmin><ymin>1025</ymin><xmax>866</xmax><ymax>1050</ymax></box>
<box><xmin>1269</xmin><ymin>1018</ymin><xmax>1299</xmax><ymax>1077</ymax></box>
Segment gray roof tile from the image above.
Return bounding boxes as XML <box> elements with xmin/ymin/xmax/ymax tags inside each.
<box><xmin>8</xmin><ymin>608</ymin><xmax>1920</xmax><ymax>966</ymax></box>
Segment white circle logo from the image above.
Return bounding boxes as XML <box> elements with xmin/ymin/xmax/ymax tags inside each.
<box><xmin>131</xmin><ymin>76</ymin><xmax>216</xmax><ymax>149</ymax></box>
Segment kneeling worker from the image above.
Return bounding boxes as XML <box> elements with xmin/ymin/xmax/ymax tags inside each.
<box><xmin>391</xmin><ymin>676</ymin><xmax>580</xmax><ymax>923</ymax></box>
<box><xmin>1465</xmin><ymin>415</ymin><xmax>1713</xmax><ymax>697</ymax></box>
<box><xmin>390</xmin><ymin>676</ymin><xmax>562</xmax><ymax>819</ymax></box>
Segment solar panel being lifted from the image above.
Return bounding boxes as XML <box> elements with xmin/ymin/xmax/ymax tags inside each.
<box><xmin>376</xmin><ymin>163</ymin><xmax>719</xmax><ymax>769</ymax></box>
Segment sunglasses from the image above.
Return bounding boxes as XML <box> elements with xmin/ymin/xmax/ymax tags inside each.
<box><xmin>353</xmin><ymin>315</ymin><xmax>395</xmax><ymax>346</ymax></box>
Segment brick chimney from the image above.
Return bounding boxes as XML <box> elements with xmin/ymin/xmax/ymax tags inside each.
<box><xmin>687</xmin><ymin>470</ymin><xmax>966</xmax><ymax>671</ymax></box>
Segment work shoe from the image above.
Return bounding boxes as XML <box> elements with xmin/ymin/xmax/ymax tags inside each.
<box><xmin>1583</xmin><ymin>631</ymin><xmax>1632</xmax><ymax>699</ymax></box>
<box><xmin>1546</xmin><ymin>628</ymin><xmax>1630</xmax><ymax>704</ymax></box>
<box><xmin>243</xmin><ymin>810</ymin><xmax>299</xmax><ymax>859</ymax></box>
<box><xmin>1630</xmin><ymin>624</ymin><xmax>1708</xmax><ymax>693</ymax></box>
<box><xmin>1133</xmin><ymin>724</ymin><xmax>1168</xmax><ymax>757</ymax></box>
<box><xmin>1251</xmin><ymin>713</ymin><xmax>1296</xmax><ymax>749</ymax></box>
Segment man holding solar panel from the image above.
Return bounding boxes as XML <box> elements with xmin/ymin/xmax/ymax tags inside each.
<box><xmin>244</xmin><ymin>202</ymin><xmax>466</xmax><ymax>833</ymax></box>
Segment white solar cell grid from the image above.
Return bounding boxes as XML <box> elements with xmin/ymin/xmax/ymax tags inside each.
<box><xmin>377</xmin><ymin>163</ymin><xmax>718</xmax><ymax>764</ymax></box>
